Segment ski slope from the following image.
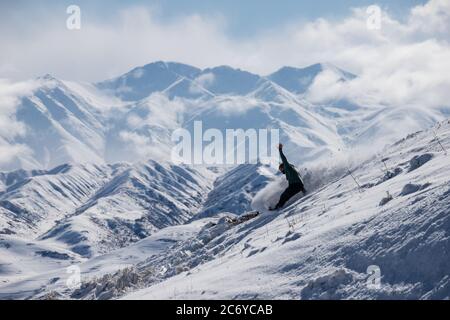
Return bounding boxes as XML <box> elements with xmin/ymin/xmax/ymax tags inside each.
<box><xmin>1</xmin><ymin>119</ymin><xmax>445</xmax><ymax>300</ymax></box>
<box><xmin>120</xmin><ymin>120</ymin><xmax>450</xmax><ymax>300</ymax></box>
<box><xmin>1</xmin><ymin>61</ymin><xmax>449</xmax><ymax>300</ymax></box>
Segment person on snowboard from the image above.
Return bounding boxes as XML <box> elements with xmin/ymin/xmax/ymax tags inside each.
<box><xmin>269</xmin><ymin>144</ymin><xmax>306</xmax><ymax>211</ymax></box>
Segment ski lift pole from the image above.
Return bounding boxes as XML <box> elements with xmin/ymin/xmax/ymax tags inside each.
<box><xmin>381</xmin><ymin>159</ymin><xmax>389</xmax><ymax>172</ymax></box>
<box><xmin>339</xmin><ymin>145</ymin><xmax>362</xmax><ymax>192</ymax></box>
<box><xmin>433</xmin><ymin>130</ymin><xmax>447</xmax><ymax>155</ymax></box>
<box><xmin>347</xmin><ymin>168</ymin><xmax>362</xmax><ymax>192</ymax></box>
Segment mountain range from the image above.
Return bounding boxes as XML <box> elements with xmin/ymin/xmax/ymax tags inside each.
<box><xmin>5</xmin><ymin>61</ymin><xmax>448</xmax><ymax>173</ymax></box>
<box><xmin>0</xmin><ymin>61</ymin><xmax>449</xmax><ymax>300</ymax></box>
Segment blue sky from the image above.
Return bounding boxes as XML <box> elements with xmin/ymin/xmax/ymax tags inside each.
<box><xmin>1</xmin><ymin>0</ymin><xmax>449</xmax><ymax>143</ymax></box>
<box><xmin>127</xmin><ymin>0</ymin><xmax>424</xmax><ymax>31</ymax></box>
<box><xmin>4</xmin><ymin>0</ymin><xmax>426</xmax><ymax>38</ymax></box>
<box><xmin>0</xmin><ymin>0</ymin><xmax>444</xmax><ymax>81</ymax></box>
<box><xmin>120</xmin><ymin>0</ymin><xmax>427</xmax><ymax>37</ymax></box>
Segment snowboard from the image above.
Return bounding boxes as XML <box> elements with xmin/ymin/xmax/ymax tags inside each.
<box><xmin>226</xmin><ymin>211</ymin><xmax>260</xmax><ymax>226</ymax></box>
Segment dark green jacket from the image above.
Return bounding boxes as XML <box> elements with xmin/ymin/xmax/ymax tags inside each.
<box><xmin>280</xmin><ymin>149</ymin><xmax>303</xmax><ymax>185</ymax></box>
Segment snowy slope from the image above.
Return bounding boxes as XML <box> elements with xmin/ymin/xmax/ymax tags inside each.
<box><xmin>193</xmin><ymin>164</ymin><xmax>275</xmax><ymax>220</ymax></box>
<box><xmin>0</xmin><ymin>161</ymin><xmax>216</xmax><ymax>258</ymax></box>
<box><xmin>0</xmin><ymin>163</ymin><xmax>113</xmax><ymax>237</ymax></box>
<box><xmin>25</xmin><ymin>119</ymin><xmax>447</xmax><ymax>300</ymax></box>
<box><xmin>96</xmin><ymin>61</ymin><xmax>201</xmax><ymax>101</ymax></box>
<box><xmin>117</xmin><ymin>120</ymin><xmax>449</xmax><ymax>300</ymax></box>
<box><xmin>0</xmin><ymin>217</ymin><xmax>218</xmax><ymax>299</ymax></box>
<box><xmin>38</xmin><ymin>162</ymin><xmax>215</xmax><ymax>257</ymax></box>
<box><xmin>1</xmin><ymin>61</ymin><xmax>450</xmax><ymax>300</ymax></box>
<box><xmin>0</xmin><ymin>235</ymin><xmax>79</xmax><ymax>288</ymax></box>
<box><xmin>9</xmin><ymin>76</ymin><xmax>107</xmax><ymax>171</ymax></box>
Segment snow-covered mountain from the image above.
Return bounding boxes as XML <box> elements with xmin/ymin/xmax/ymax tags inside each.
<box><xmin>0</xmin><ymin>161</ymin><xmax>216</xmax><ymax>258</ymax></box>
<box><xmin>1</xmin><ymin>119</ymin><xmax>448</xmax><ymax>300</ymax></box>
<box><xmin>96</xmin><ymin>61</ymin><xmax>201</xmax><ymax>101</ymax></box>
<box><xmin>3</xmin><ymin>61</ymin><xmax>449</xmax><ymax>172</ymax></box>
<box><xmin>268</xmin><ymin>63</ymin><xmax>356</xmax><ymax>95</ymax></box>
<box><xmin>1</xmin><ymin>61</ymin><xmax>449</xmax><ymax>300</ymax></box>
<box><xmin>192</xmin><ymin>164</ymin><xmax>275</xmax><ymax>220</ymax></box>
<box><xmin>3</xmin><ymin>76</ymin><xmax>105</xmax><ymax>171</ymax></box>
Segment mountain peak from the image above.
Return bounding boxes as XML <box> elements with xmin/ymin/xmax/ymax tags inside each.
<box><xmin>268</xmin><ymin>63</ymin><xmax>355</xmax><ymax>94</ymax></box>
<box><xmin>270</xmin><ymin>63</ymin><xmax>327</xmax><ymax>77</ymax></box>
<box><xmin>96</xmin><ymin>61</ymin><xmax>201</xmax><ymax>101</ymax></box>
<box><xmin>140</xmin><ymin>61</ymin><xmax>201</xmax><ymax>76</ymax></box>
<box><xmin>37</xmin><ymin>74</ymin><xmax>59</xmax><ymax>82</ymax></box>
<box><xmin>95</xmin><ymin>61</ymin><xmax>355</xmax><ymax>100</ymax></box>
<box><xmin>145</xmin><ymin>60</ymin><xmax>167</xmax><ymax>68</ymax></box>
<box><xmin>198</xmin><ymin>66</ymin><xmax>261</xmax><ymax>95</ymax></box>
<box><xmin>35</xmin><ymin>74</ymin><xmax>66</xmax><ymax>91</ymax></box>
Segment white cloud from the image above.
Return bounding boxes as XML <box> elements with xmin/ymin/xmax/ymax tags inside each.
<box><xmin>190</xmin><ymin>73</ymin><xmax>215</xmax><ymax>94</ymax></box>
<box><xmin>0</xmin><ymin>140</ymin><xmax>31</xmax><ymax>166</ymax></box>
<box><xmin>118</xmin><ymin>130</ymin><xmax>172</xmax><ymax>163</ymax></box>
<box><xmin>0</xmin><ymin>0</ymin><xmax>448</xmax><ymax>112</ymax></box>
<box><xmin>307</xmin><ymin>70</ymin><xmax>347</xmax><ymax>104</ymax></box>
<box><xmin>0</xmin><ymin>79</ymin><xmax>35</xmax><ymax>137</ymax></box>
<box><xmin>132</xmin><ymin>68</ymin><xmax>145</xmax><ymax>79</ymax></box>
<box><xmin>0</xmin><ymin>79</ymin><xmax>37</xmax><ymax>165</ymax></box>
<box><xmin>307</xmin><ymin>40</ymin><xmax>450</xmax><ymax>109</ymax></box>
<box><xmin>1</xmin><ymin>2</ymin><xmax>449</xmax><ymax>80</ymax></box>
<box><xmin>120</xmin><ymin>93</ymin><xmax>187</xmax><ymax>162</ymax></box>
<box><xmin>196</xmin><ymin>73</ymin><xmax>215</xmax><ymax>87</ymax></box>
<box><xmin>216</xmin><ymin>96</ymin><xmax>260</xmax><ymax>115</ymax></box>
<box><xmin>0</xmin><ymin>7</ymin><xmax>235</xmax><ymax>82</ymax></box>
<box><xmin>137</xmin><ymin>93</ymin><xmax>185</xmax><ymax>129</ymax></box>
<box><xmin>119</xmin><ymin>131</ymin><xmax>150</xmax><ymax>151</ymax></box>
<box><xmin>126</xmin><ymin>113</ymin><xmax>144</xmax><ymax>127</ymax></box>
<box><xmin>283</xmin><ymin>0</ymin><xmax>450</xmax><ymax>110</ymax></box>
<box><xmin>409</xmin><ymin>0</ymin><xmax>450</xmax><ymax>36</ymax></box>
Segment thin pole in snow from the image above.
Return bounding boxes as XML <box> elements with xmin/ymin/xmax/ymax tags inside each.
<box><xmin>381</xmin><ymin>159</ymin><xmax>389</xmax><ymax>173</ymax></box>
<box><xmin>347</xmin><ymin>169</ymin><xmax>362</xmax><ymax>192</ymax></box>
<box><xmin>433</xmin><ymin>130</ymin><xmax>447</xmax><ymax>155</ymax></box>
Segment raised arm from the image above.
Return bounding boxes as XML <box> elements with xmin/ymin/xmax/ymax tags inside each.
<box><xmin>278</xmin><ymin>144</ymin><xmax>289</xmax><ymax>167</ymax></box>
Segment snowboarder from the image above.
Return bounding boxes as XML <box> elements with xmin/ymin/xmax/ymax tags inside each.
<box><xmin>269</xmin><ymin>144</ymin><xmax>306</xmax><ymax>211</ymax></box>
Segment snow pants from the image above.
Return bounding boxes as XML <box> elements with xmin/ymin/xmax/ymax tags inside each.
<box><xmin>275</xmin><ymin>183</ymin><xmax>306</xmax><ymax>209</ymax></box>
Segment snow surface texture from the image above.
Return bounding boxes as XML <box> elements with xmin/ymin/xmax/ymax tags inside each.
<box><xmin>121</xmin><ymin>120</ymin><xmax>450</xmax><ymax>300</ymax></box>
<box><xmin>0</xmin><ymin>161</ymin><xmax>217</xmax><ymax>257</ymax></box>
<box><xmin>0</xmin><ymin>119</ymin><xmax>448</xmax><ymax>300</ymax></box>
